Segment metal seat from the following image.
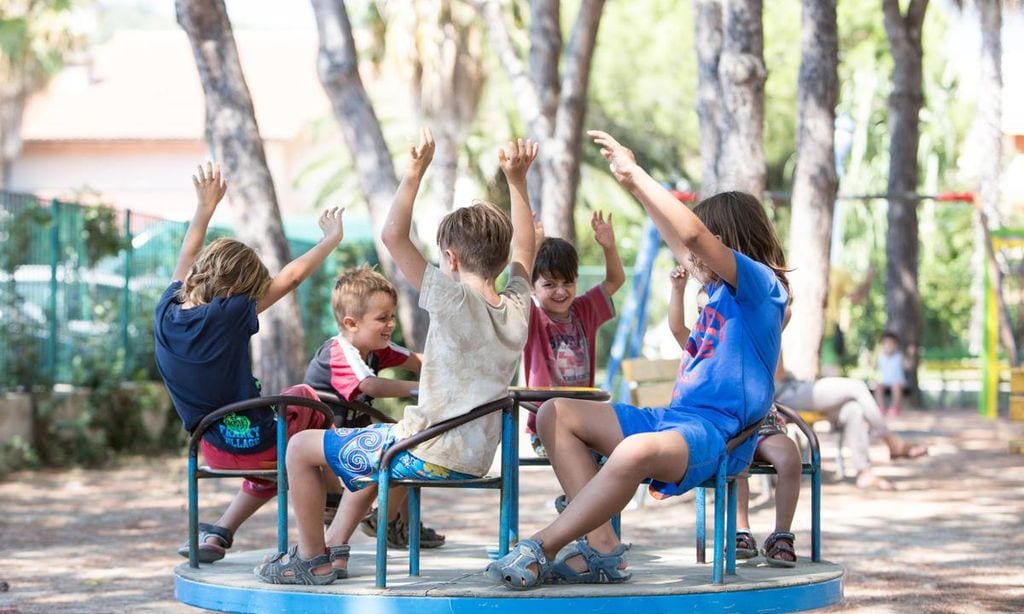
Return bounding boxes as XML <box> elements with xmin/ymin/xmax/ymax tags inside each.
<box><xmin>185</xmin><ymin>394</ymin><xmax>333</xmax><ymax>568</ymax></box>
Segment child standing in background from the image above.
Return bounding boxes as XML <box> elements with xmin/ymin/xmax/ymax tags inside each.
<box><xmin>875</xmin><ymin>331</ymin><xmax>906</xmax><ymax>416</ymax></box>
<box><xmin>522</xmin><ymin>212</ymin><xmax>625</xmax><ymax>456</ymax></box>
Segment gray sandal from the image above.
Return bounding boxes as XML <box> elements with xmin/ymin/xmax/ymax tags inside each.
<box><xmin>484</xmin><ymin>539</ymin><xmax>552</xmax><ymax>590</ymax></box>
<box><xmin>549</xmin><ymin>538</ymin><xmax>632</xmax><ymax>584</ymax></box>
<box><xmin>176</xmin><ymin>523</ymin><xmax>233</xmax><ymax>563</ymax></box>
<box><xmin>329</xmin><ymin>544</ymin><xmax>350</xmax><ymax>579</ymax></box>
<box><xmin>254</xmin><ymin>545</ymin><xmax>336</xmax><ymax>585</ymax></box>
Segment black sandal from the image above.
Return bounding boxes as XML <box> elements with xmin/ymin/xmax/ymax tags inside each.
<box><xmin>176</xmin><ymin>523</ymin><xmax>233</xmax><ymax>563</ymax></box>
<box><xmin>735</xmin><ymin>529</ymin><xmax>758</xmax><ymax>559</ymax></box>
<box><xmin>762</xmin><ymin>531</ymin><xmax>797</xmax><ymax>568</ymax></box>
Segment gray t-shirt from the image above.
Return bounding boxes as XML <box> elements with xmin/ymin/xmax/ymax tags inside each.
<box><xmin>392</xmin><ymin>265</ymin><xmax>531</xmax><ymax>476</ymax></box>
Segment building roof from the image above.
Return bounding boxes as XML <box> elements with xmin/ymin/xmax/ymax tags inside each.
<box><xmin>21</xmin><ymin>30</ymin><xmax>330</xmax><ymax>142</ymax></box>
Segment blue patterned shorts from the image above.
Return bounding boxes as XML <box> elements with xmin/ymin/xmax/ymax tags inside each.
<box><xmin>322</xmin><ymin>424</ymin><xmax>474</xmax><ymax>491</ymax></box>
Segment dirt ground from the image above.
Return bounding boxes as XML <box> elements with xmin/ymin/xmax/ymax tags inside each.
<box><xmin>1</xmin><ymin>406</ymin><xmax>1022</xmax><ymax>613</ymax></box>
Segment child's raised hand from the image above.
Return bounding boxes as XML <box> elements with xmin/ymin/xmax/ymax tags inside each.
<box><xmin>498</xmin><ymin>138</ymin><xmax>539</xmax><ymax>182</ymax></box>
<box><xmin>670</xmin><ymin>265</ymin><xmax>689</xmax><ymax>291</ymax></box>
<box><xmin>192</xmin><ymin>162</ymin><xmax>227</xmax><ymax>210</ymax></box>
<box><xmin>587</xmin><ymin>130</ymin><xmax>639</xmax><ymax>186</ymax></box>
<box><xmin>591</xmin><ymin>210</ymin><xmax>615</xmax><ymax>249</ymax></box>
<box><xmin>318</xmin><ymin>206</ymin><xmax>345</xmax><ymax>243</ymax></box>
<box><xmin>533</xmin><ymin>214</ymin><xmax>545</xmax><ymax>249</ymax></box>
<box><xmin>407</xmin><ymin>127</ymin><xmax>435</xmax><ymax>179</ymax></box>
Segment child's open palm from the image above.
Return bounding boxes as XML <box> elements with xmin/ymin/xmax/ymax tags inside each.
<box><xmin>587</xmin><ymin>130</ymin><xmax>639</xmax><ymax>186</ymax></box>
<box><xmin>591</xmin><ymin>211</ymin><xmax>615</xmax><ymax>248</ymax></box>
<box><xmin>192</xmin><ymin>162</ymin><xmax>227</xmax><ymax>210</ymax></box>
<box><xmin>407</xmin><ymin>127</ymin><xmax>435</xmax><ymax>178</ymax></box>
<box><xmin>499</xmin><ymin>138</ymin><xmax>539</xmax><ymax>181</ymax></box>
<box><xmin>318</xmin><ymin>206</ymin><xmax>345</xmax><ymax>243</ymax></box>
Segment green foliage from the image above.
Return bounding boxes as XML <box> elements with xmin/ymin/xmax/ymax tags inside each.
<box><xmin>80</xmin><ymin>204</ymin><xmax>126</xmax><ymax>266</ymax></box>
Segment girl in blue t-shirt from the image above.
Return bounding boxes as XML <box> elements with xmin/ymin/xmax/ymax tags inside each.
<box><xmin>486</xmin><ymin>131</ymin><xmax>790</xmax><ymax>589</ymax></box>
<box><xmin>155</xmin><ymin>162</ymin><xmax>345</xmax><ymax>564</ymax></box>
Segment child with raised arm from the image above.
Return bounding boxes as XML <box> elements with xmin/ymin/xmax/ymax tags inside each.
<box><xmin>671</xmin><ymin>267</ymin><xmax>801</xmax><ymax>567</ymax></box>
<box><xmin>303</xmin><ymin>265</ymin><xmax>445</xmax><ymax>549</ymax></box>
<box><xmin>486</xmin><ymin>131</ymin><xmax>789</xmax><ymax>589</ymax></box>
<box><xmin>523</xmin><ymin>213</ymin><xmax>625</xmax><ymax>457</ymax></box>
<box><xmin>155</xmin><ymin>163</ymin><xmax>344</xmax><ymax>564</ymax></box>
<box><xmin>255</xmin><ymin>130</ymin><xmax>537</xmax><ymax>585</ymax></box>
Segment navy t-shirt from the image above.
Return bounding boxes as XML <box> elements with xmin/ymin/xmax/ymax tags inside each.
<box><xmin>154</xmin><ymin>281</ymin><xmax>274</xmax><ymax>453</ymax></box>
<box><xmin>671</xmin><ymin>250</ymin><xmax>788</xmax><ymax>437</ymax></box>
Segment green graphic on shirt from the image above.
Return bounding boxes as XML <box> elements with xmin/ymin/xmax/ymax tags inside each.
<box><xmin>222</xmin><ymin>413</ymin><xmax>251</xmax><ymax>436</ymax></box>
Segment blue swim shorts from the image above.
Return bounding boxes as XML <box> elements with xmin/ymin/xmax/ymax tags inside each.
<box><xmin>322</xmin><ymin>424</ymin><xmax>474</xmax><ymax>491</ymax></box>
<box><xmin>612</xmin><ymin>403</ymin><xmax>757</xmax><ymax>498</ymax></box>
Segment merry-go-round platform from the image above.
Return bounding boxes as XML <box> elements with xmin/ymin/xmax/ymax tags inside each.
<box><xmin>174</xmin><ymin>540</ymin><xmax>844</xmax><ymax>613</ymax></box>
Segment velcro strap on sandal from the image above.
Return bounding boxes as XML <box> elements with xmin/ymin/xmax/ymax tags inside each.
<box><xmin>328</xmin><ymin>545</ymin><xmax>351</xmax><ymax>562</ymax></box>
<box><xmin>198</xmin><ymin>522</ymin><xmax>234</xmax><ymax>548</ymax></box>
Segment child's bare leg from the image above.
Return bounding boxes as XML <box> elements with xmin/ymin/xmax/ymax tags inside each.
<box><xmin>537</xmin><ymin>398</ymin><xmax>625</xmax><ymax>505</ymax></box>
<box><xmin>757</xmin><ymin>434</ymin><xmax>801</xmax><ymax>535</ymax></box>
<box><xmin>533</xmin><ymin>431</ymin><xmax>688</xmax><ymax>571</ymax></box>
<box><xmin>284</xmin><ymin>430</ymin><xmax>333</xmax><ymax>575</ymax></box>
<box><xmin>890</xmin><ymin>385</ymin><xmax>903</xmax><ymax>414</ymax></box>
<box><xmin>324</xmin><ymin>484</ymin><xmax>378</xmax><ymax>573</ymax></box>
<box><xmin>736</xmin><ymin>476</ymin><xmax>752</xmax><ymax>530</ymax></box>
<box><xmin>874</xmin><ymin>385</ymin><xmax>886</xmax><ymax>414</ymax></box>
<box><xmin>210</xmin><ymin>491</ymin><xmax>268</xmax><ymax>543</ymax></box>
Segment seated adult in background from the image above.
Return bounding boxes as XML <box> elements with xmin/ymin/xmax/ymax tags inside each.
<box><xmin>774</xmin><ymin>355</ymin><xmax>926</xmax><ymax>490</ymax></box>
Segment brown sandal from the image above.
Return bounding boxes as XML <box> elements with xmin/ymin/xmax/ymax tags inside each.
<box><xmin>762</xmin><ymin>532</ymin><xmax>797</xmax><ymax>568</ymax></box>
<box><xmin>890</xmin><ymin>442</ymin><xmax>927</xmax><ymax>460</ymax></box>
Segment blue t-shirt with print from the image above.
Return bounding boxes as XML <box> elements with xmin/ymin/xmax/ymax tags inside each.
<box><xmin>154</xmin><ymin>281</ymin><xmax>274</xmax><ymax>453</ymax></box>
<box><xmin>671</xmin><ymin>250</ymin><xmax>788</xmax><ymax>438</ymax></box>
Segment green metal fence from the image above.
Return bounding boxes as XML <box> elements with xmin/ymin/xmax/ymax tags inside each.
<box><xmin>0</xmin><ymin>192</ymin><xmax>377</xmax><ymax>391</ymax></box>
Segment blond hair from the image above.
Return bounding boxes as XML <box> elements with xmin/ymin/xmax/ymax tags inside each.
<box><xmin>436</xmin><ymin>200</ymin><xmax>512</xmax><ymax>278</ymax></box>
<box><xmin>178</xmin><ymin>237</ymin><xmax>271</xmax><ymax>305</ymax></box>
<box><xmin>332</xmin><ymin>265</ymin><xmax>398</xmax><ymax>328</ymax></box>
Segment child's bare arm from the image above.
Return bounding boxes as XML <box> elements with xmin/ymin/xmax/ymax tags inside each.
<box><xmin>400</xmin><ymin>352</ymin><xmax>423</xmax><ymax>374</ymax></box>
<box><xmin>500</xmin><ymin>138</ymin><xmax>539</xmax><ymax>281</ymax></box>
<box><xmin>592</xmin><ymin>210</ymin><xmax>625</xmax><ymax>296</ymax></box>
<box><xmin>256</xmin><ymin>206</ymin><xmax>344</xmax><ymax>314</ymax></box>
<box><xmin>668</xmin><ymin>265</ymin><xmax>690</xmax><ymax>350</ymax></box>
<box><xmin>172</xmin><ymin>163</ymin><xmax>226</xmax><ymax>282</ymax></box>
<box><xmin>382</xmin><ymin>128</ymin><xmax>434</xmax><ymax>290</ymax></box>
<box><xmin>588</xmin><ymin>130</ymin><xmax>737</xmax><ymax>289</ymax></box>
<box><xmin>357</xmin><ymin>376</ymin><xmax>418</xmax><ymax>399</ymax></box>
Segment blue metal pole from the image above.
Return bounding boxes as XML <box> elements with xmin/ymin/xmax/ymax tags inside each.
<box><xmin>500</xmin><ymin>405</ymin><xmax>514</xmax><ymax>554</ymax></box>
<box><xmin>276</xmin><ymin>404</ymin><xmax>288</xmax><ymax>554</ymax></box>
<box><xmin>376</xmin><ymin>470</ymin><xmax>391</xmax><ymax>588</ymax></box>
<box><xmin>604</xmin><ymin>221</ymin><xmax>661</xmax><ymax>402</ymax></box>
<box><xmin>408</xmin><ymin>487</ymin><xmax>421</xmax><ymax>576</ymax></box>
<box><xmin>48</xmin><ymin>199</ymin><xmax>59</xmax><ymax>382</ymax></box>
<box><xmin>695</xmin><ymin>487</ymin><xmax>706</xmax><ymax>564</ymax></box>
<box><xmin>812</xmin><ymin>449</ymin><xmax>822</xmax><ymax>562</ymax></box>
<box><xmin>121</xmin><ymin>210</ymin><xmax>132</xmax><ymax>376</ymax></box>
<box><xmin>713</xmin><ymin>459</ymin><xmax>727</xmax><ymax>584</ymax></box>
<box><xmin>188</xmin><ymin>453</ymin><xmax>199</xmax><ymax>568</ymax></box>
<box><xmin>726</xmin><ymin>478</ymin><xmax>737</xmax><ymax>575</ymax></box>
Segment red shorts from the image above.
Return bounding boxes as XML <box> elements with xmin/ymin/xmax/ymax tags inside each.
<box><xmin>200</xmin><ymin>384</ymin><xmax>326</xmax><ymax>500</ymax></box>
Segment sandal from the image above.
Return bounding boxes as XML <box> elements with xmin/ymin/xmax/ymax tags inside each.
<box><xmin>735</xmin><ymin>529</ymin><xmax>758</xmax><ymax>559</ymax></box>
<box><xmin>176</xmin><ymin>523</ymin><xmax>233</xmax><ymax>563</ymax></box>
<box><xmin>359</xmin><ymin>508</ymin><xmax>446</xmax><ymax>548</ymax></box>
<box><xmin>762</xmin><ymin>532</ymin><xmax>797</xmax><ymax>568</ymax></box>
<box><xmin>549</xmin><ymin>538</ymin><xmax>632</xmax><ymax>584</ymax></box>
<box><xmin>484</xmin><ymin>538</ymin><xmax>552</xmax><ymax>590</ymax></box>
<box><xmin>554</xmin><ymin>494</ymin><xmax>567</xmax><ymax>514</ymax></box>
<box><xmin>328</xmin><ymin>544</ymin><xmax>350</xmax><ymax>580</ymax></box>
<box><xmin>254</xmin><ymin>545</ymin><xmax>336</xmax><ymax>585</ymax></box>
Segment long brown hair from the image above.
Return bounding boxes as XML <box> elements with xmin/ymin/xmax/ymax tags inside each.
<box><xmin>178</xmin><ymin>238</ymin><xmax>271</xmax><ymax>305</ymax></box>
<box><xmin>693</xmin><ymin>191</ymin><xmax>790</xmax><ymax>296</ymax></box>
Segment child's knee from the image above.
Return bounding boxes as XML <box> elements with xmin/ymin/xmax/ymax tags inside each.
<box><xmin>286</xmin><ymin>429</ymin><xmax>322</xmax><ymax>464</ymax></box>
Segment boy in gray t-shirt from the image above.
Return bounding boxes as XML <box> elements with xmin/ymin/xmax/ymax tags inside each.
<box><xmin>256</xmin><ymin>129</ymin><xmax>538</xmax><ymax>584</ymax></box>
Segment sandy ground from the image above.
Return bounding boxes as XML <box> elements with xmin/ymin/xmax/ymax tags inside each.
<box><xmin>1</xmin><ymin>406</ymin><xmax>1022</xmax><ymax>613</ymax></box>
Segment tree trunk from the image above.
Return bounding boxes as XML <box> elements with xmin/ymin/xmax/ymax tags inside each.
<box><xmin>411</xmin><ymin>0</ymin><xmax>485</xmax><ymax>212</ymax></box>
<box><xmin>0</xmin><ymin>85</ymin><xmax>26</xmax><ymax>191</ymax></box>
<box><xmin>175</xmin><ymin>0</ymin><xmax>307</xmax><ymax>396</ymax></box>
<box><xmin>538</xmin><ymin>0</ymin><xmax>605</xmax><ymax>242</ymax></box>
<box><xmin>882</xmin><ymin>0</ymin><xmax>928</xmax><ymax>395</ymax></box>
<box><xmin>479</xmin><ymin>0</ymin><xmax>605</xmax><ymax>244</ymax></box>
<box><xmin>310</xmin><ymin>0</ymin><xmax>429</xmax><ymax>350</ymax></box>
<box><xmin>693</xmin><ymin>0</ymin><xmax>724</xmax><ymax>198</ymax></box>
<box><xmin>717</xmin><ymin>0</ymin><xmax>766</xmax><ymax>197</ymax></box>
<box><xmin>975</xmin><ymin>0</ymin><xmax>1018</xmax><ymax>365</ymax></box>
<box><xmin>782</xmin><ymin>0</ymin><xmax>839</xmax><ymax>380</ymax></box>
